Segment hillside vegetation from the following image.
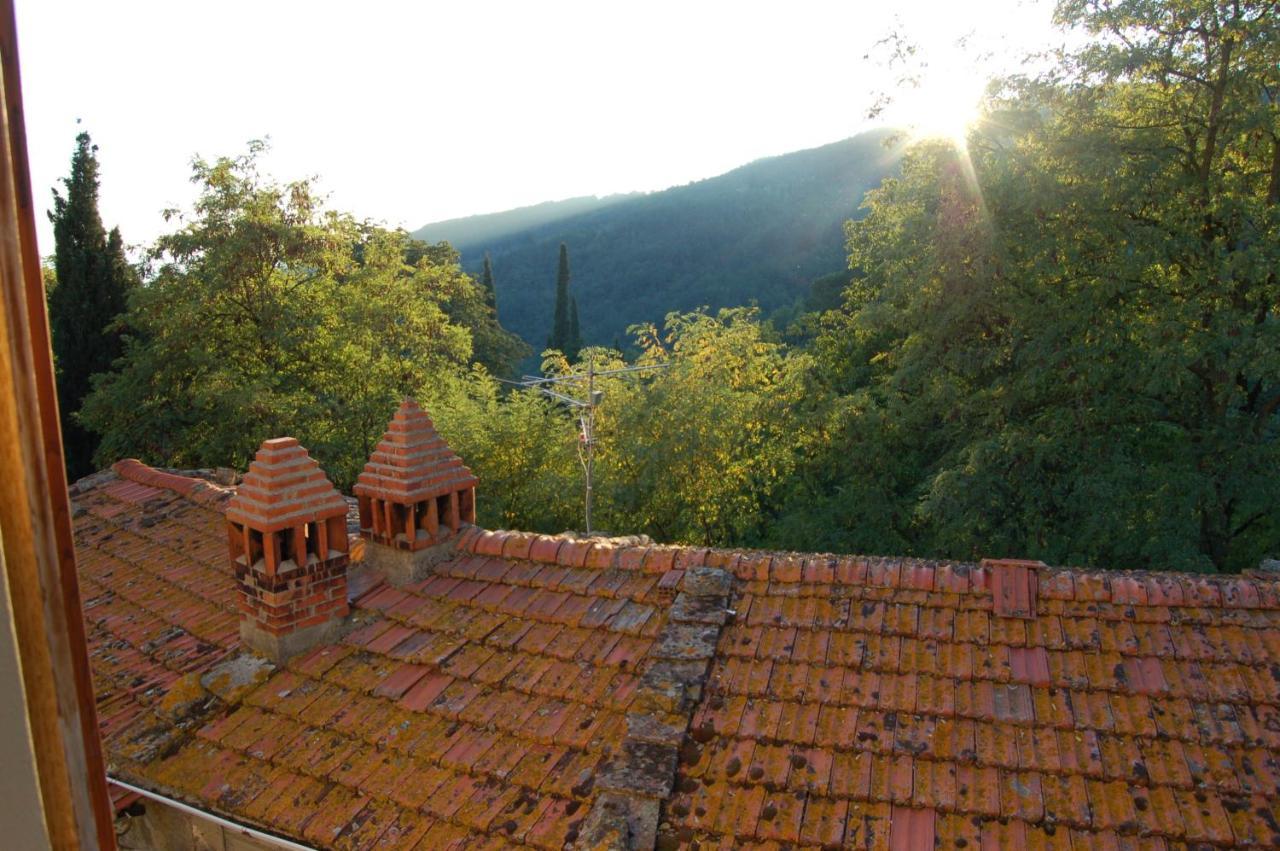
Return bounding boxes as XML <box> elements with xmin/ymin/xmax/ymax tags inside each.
<box><xmin>414</xmin><ymin>131</ymin><xmax>902</xmax><ymax>346</ymax></box>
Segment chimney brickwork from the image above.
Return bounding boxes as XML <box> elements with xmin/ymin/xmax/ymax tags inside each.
<box><xmin>354</xmin><ymin>399</ymin><xmax>477</xmax><ymax>585</ymax></box>
<box><xmin>226</xmin><ymin>437</ymin><xmax>350</xmax><ymax>662</ymax></box>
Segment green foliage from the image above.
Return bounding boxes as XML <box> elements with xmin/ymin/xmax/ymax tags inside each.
<box><xmin>432</xmin><ymin>309</ymin><xmax>812</xmax><ymax>545</ymax></box>
<box><xmin>67</xmin><ymin>0</ymin><xmax>1280</xmax><ymax>575</ymax></box>
<box><xmin>790</xmin><ymin>0</ymin><xmax>1280</xmax><ymax>572</ymax></box>
<box><xmin>594</xmin><ymin>310</ymin><xmax>812</xmax><ymax>544</ymax></box>
<box><xmin>428</xmin><ymin>367</ymin><xmax>582</xmax><ymax>533</ymax></box>
<box><xmin>47</xmin><ymin>132</ymin><xmax>136</xmax><ymax>480</ymax></box>
<box><xmin>81</xmin><ymin>143</ymin><xmax>496</xmax><ymax>488</ymax></box>
<box><xmin>568</xmin><ymin>296</ymin><xmax>582</xmax><ymax>359</ymax></box>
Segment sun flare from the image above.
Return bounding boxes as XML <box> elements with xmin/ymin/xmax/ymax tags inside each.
<box><xmin>898</xmin><ymin>70</ymin><xmax>986</xmax><ymax>146</ymax></box>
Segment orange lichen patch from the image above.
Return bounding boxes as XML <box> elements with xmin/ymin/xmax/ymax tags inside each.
<box><xmin>155</xmin><ymin>672</ymin><xmax>209</xmax><ymax>720</ymax></box>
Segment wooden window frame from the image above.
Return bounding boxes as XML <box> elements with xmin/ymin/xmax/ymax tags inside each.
<box><xmin>0</xmin><ymin>1</ymin><xmax>118</xmax><ymax>847</ymax></box>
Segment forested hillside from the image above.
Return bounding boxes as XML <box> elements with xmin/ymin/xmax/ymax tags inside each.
<box><xmin>413</xmin><ymin>193</ymin><xmax>637</xmax><ymax>251</ymax></box>
<box><xmin>414</xmin><ymin>131</ymin><xmax>901</xmax><ymax>346</ymax></box>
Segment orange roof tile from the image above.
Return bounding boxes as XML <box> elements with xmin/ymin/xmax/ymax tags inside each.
<box><xmin>73</xmin><ymin>464</ymin><xmax>1280</xmax><ymax>849</ymax></box>
<box><xmin>353</xmin><ymin>399</ymin><xmax>477</xmax><ymax>504</ymax></box>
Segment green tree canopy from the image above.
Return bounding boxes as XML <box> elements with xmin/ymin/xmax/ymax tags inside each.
<box><xmin>480</xmin><ymin>252</ymin><xmax>497</xmax><ymax>312</ymax></box>
<box><xmin>793</xmin><ymin>0</ymin><xmax>1280</xmax><ymax>572</ymax></box>
<box><xmin>82</xmin><ymin>143</ymin><xmax>498</xmax><ymax>487</ymax></box>
<box><xmin>48</xmin><ymin>132</ymin><xmax>136</xmax><ymax>480</ymax></box>
<box><xmin>547</xmin><ymin>242</ymin><xmax>581</xmax><ymax>360</ymax></box>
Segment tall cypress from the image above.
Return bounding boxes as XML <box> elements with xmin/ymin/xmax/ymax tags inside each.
<box><xmin>48</xmin><ymin>132</ymin><xmax>134</xmax><ymax>480</ymax></box>
<box><xmin>548</xmin><ymin>242</ymin><xmax>571</xmax><ymax>354</ymax></box>
<box><xmin>480</xmin><ymin>252</ymin><xmax>497</xmax><ymax>314</ymax></box>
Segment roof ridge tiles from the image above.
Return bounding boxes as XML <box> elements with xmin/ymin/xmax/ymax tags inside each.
<box><xmin>111</xmin><ymin>458</ymin><xmax>233</xmax><ymax>509</ymax></box>
<box><xmin>458</xmin><ymin>529</ymin><xmax>1280</xmax><ymax>612</ymax></box>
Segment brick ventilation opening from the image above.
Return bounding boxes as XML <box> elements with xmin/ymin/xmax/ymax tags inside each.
<box><xmin>225</xmin><ymin>437</ymin><xmax>351</xmax><ymax>660</ymax></box>
<box><xmin>353</xmin><ymin>399</ymin><xmax>478</xmax><ymax>551</ymax></box>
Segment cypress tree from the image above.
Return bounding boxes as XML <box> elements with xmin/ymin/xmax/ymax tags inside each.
<box><xmin>48</xmin><ymin>132</ymin><xmax>135</xmax><ymax>480</ymax></box>
<box><xmin>480</xmin><ymin>252</ymin><xmax>497</xmax><ymax>314</ymax></box>
<box><xmin>548</xmin><ymin>242</ymin><xmax>571</xmax><ymax>354</ymax></box>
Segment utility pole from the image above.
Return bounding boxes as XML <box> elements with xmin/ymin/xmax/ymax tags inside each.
<box><xmin>584</xmin><ymin>356</ymin><xmax>595</xmax><ymax>534</ymax></box>
<box><xmin>506</xmin><ymin>357</ymin><xmax>666</xmax><ymax>535</ymax></box>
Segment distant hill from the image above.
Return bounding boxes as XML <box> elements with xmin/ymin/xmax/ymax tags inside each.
<box><xmin>412</xmin><ymin>130</ymin><xmax>902</xmax><ymax>348</ymax></box>
<box><xmin>414</xmin><ymin>193</ymin><xmax>639</xmax><ymax>249</ymax></box>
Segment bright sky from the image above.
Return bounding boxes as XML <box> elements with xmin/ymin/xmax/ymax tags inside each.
<box><xmin>18</xmin><ymin>0</ymin><xmax>1063</xmax><ymax>256</ymax></box>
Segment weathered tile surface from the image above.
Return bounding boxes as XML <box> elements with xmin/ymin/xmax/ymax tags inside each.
<box><xmin>660</xmin><ymin>553</ymin><xmax>1280</xmax><ymax>849</ymax></box>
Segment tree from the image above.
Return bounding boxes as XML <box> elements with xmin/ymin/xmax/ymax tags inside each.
<box><xmin>593</xmin><ymin>309</ymin><xmax>811</xmax><ymax>544</ymax></box>
<box><xmin>547</xmin><ymin>242</ymin><xmax>580</xmax><ymax>359</ymax></box>
<box><xmin>796</xmin><ymin>0</ymin><xmax>1280</xmax><ymax>572</ymax></box>
<box><xmin>405</xmin><ymin>239</ymin><xmax>528</xmax><ymax>378</ymax></box>
<box><xmin>480</xmin><ymin>252</ymin><xmax>497</xmax><ymax>313</ymax></box>
<box><xmin>81</xmin><ymin>143</ymin><xmax>481</xmax><ymax>488</ymax></box>
<box><xmin>428</xmin><ymin>366</ymin><xmax>582</xmax><ymax>533</ymax></box>
<box><xmin>47</xmin><ymin>132</ymin><xmax>136</xmax><ymax>480</ymax></box>
<box><xmin>431</xmin><ymin>308</ymin><xmax>811</xmax><ymax>542</ymax></box>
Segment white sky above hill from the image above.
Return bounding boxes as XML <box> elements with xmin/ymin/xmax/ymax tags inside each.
<box><xmin>18</xmin><ymin>0</ymin><xmax>1063</xmax><ymax>256</ymax></box>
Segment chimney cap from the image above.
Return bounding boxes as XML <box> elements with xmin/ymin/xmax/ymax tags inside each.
<box><xmin>226</xmin><ymin>437</ymin><xmax>347</xmax><ymax>532</ymax></box>
<box><xmin>353</xmin><ymin>398</ymin><xmax>477</xmax><ymax>503</ymax></box>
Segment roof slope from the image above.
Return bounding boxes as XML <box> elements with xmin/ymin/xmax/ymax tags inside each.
<box><xmin>73</xmin><ymin>462</ymin><xmax>1280</xmax><ymax>849</ymax></box>
<box><xmin>668</xmin><ymin>555</ymin><xmax>1280</xmax><ymax>849</ymax></box>
<box><xmin>76</xmin><ymin>463</ymin><xmax>703</xmax><ymax>849</ymax></box>
<box><xmin>72</xmin><ymin>466</ymin><xmax>242</xmax><ymax>764</ymax></box>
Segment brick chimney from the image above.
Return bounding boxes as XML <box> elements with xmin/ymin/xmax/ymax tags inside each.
<box><xmin>225</xmin><ymin>437</ymin><xmax>350</xmax><ymax>662</ymax></box>
<box><xmin>353</xmin><ymin>399</ymin><xmax>477</xmax><ymax>585</ymax></box>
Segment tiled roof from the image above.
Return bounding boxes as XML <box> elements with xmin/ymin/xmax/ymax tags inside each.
<box><xmin>74</xmin><ymin>463</ymin><xmax>1280</xmax><ymax>849</ymax></box>
<box><xmin>354</xmin><ymin>399</ymin><xmax>478</xmax><ymax>504</ymax></box>
<box><xmin>73</xmin><ymin>465</ymin><xmax>242</xmax><ymax>769</ymax></box>
<box><xmin>77</xmin><ymin>464</ymin><xmax>709</xmax><ymax>849</ymax></box>
<box><xmin>669</xmin><ymin>554</ymin><xmax>1280</xmax><ymax>849</ymax></box>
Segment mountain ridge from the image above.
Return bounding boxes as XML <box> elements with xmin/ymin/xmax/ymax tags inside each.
<box><xmin>414</xmin><ymin>193</ymin><xmax>641</xmax><ymax>250</ymax></box>
<box><xmin>413</xmin><ymin>130</ymin><xmax>903</xmax><ymax>348</ymax></box>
